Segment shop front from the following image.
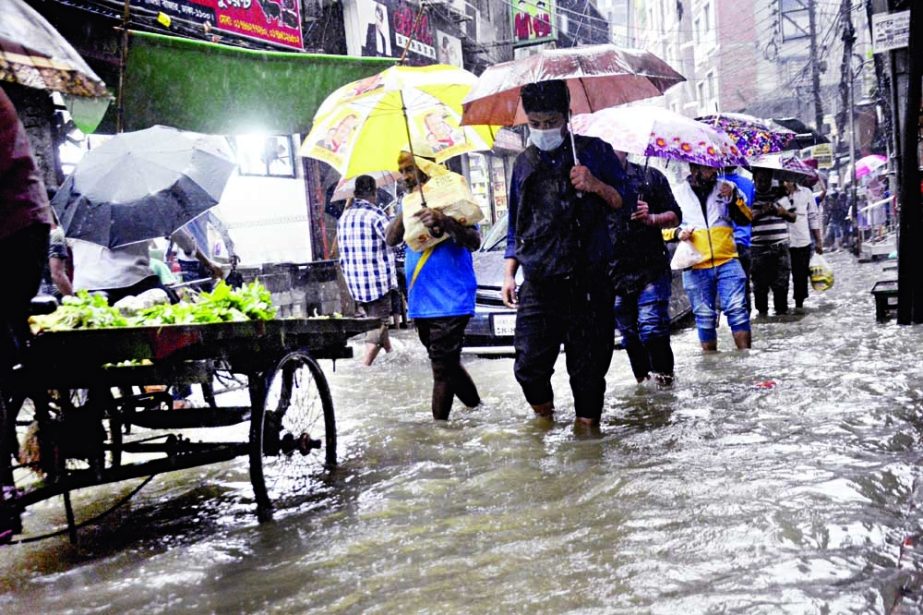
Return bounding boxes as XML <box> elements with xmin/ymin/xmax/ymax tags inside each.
<box><xmin>461</xmin><ymin>127</ymin><xmax>524</xmax><ymax>233</ymax></box>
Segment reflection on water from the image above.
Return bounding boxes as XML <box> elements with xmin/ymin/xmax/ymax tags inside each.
<box><xmin>4</xmin><ymin>253</ymin><xmax>923</xmax><ymax>613</ymax></box>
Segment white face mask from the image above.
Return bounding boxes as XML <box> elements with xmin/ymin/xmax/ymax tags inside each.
<box><xmin>528</xmin><ymin>126</ymin><xmax>565</xmax><ymax>151</ymax></box>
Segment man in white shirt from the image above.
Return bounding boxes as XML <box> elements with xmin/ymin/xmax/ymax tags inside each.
<box><xmin>72</xmin><ymin>229</ymin><xmax>222</xmax><ymax>305</ymax></box>
<box><xmin>784</xmin><ymin>179</ymin><xmax>824</xmax><ymax>312</ymax></box>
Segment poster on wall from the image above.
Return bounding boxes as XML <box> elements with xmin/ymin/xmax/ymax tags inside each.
<box><xmin>357</xmin><ymin>0</ymin><xmax>394</xmax><ymax>57</ymax></box>
<box><xmin>134</xmin><ymin>0</ymin><xmax>304</xmax><ymax>50</ymax></box>
<box><xmin>435</xmin><ymin>30</ymin><xmax>463</xmax><ymax>67</ymax></box>
<box><xmin>354</xmin><ymin>0</ymin><xmax>436</xmax><ymax>63</ymax></box>
<box><xmin>510</xmin><ymin>0</ymin><xmax>556</xmax><ymax>48</ymax></box>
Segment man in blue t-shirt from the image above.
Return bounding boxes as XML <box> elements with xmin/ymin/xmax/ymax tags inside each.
<box><xmin>385</xmin><ymin>151</ymin><xmax>481</xmax><ymax>421</ymax></box>
<box><xmin>722</xmin><ymin>166</ymin><xmax>755</xmax><ymax>312</ymax></box>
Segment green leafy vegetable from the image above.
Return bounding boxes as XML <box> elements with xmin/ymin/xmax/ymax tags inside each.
<box><xmin>30</xmin><ymin>281</ymin><xmax>277</xmax><ymax>333</ymax></box>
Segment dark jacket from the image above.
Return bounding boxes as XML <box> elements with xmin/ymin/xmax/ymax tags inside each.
<box><xmin>608</xmin><ymin>162</ymin><xmax>682</xmax><ymax>295</ymax></box>
<box><xmin>506</xmin><ymin>134</ymin><xmax>632</xmax><ymax>282</ymax></box>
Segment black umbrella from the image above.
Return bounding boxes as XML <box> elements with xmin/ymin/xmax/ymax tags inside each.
<box><xmin>53</xmin><ymin>125</ymin><xmax>236</xmax><ymax>249</ymax></box>
<box><xmin>772</xmin><ymin>117</ymin><xmax>830</xmax><ymax>149</ymax></box>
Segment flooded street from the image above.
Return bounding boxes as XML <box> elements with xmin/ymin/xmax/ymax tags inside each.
<box><xmin>4</xmin><ymin>252</ymin><xmax>923</xmax><ymax>613</ymax></box>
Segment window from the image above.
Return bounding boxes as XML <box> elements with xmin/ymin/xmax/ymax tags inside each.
<box><xmin>697</xmin><ymin>81</ymin><xmax>706</xmax><ymax>105</ymax></box>
<box><xmin>780</xmin><ymin>0</ymin><xmax>810</xmax><ymax>41</ymax></box>
<box><xmin>702</xmin><ymin>2</ymin><xmax>711</xmax><ymax>32</ymax></box>
<box><xmin>693</xmin><ymin>17</ymin><xmax>700</xmax><ymax>44</ymax></box>
<box><xmin>234</xmin><ymin>134</ymin><xmax>296</xmax><ymax>178</ymax></box>
<box><xmin>706</xmin><ymin>71</ymin><xmax>715</xmax><ymax>100</ymax></box>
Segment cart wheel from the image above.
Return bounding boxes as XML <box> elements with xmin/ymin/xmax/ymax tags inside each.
<box><xmin>249</xmin><ymin>351</ymin><xmax>335</xmax><ymax>522</ymax></box>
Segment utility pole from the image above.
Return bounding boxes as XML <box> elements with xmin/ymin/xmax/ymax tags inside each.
<box><xmin>836</xmin><ymin>0</ymin><xmax>855</xmax><ymax>141</ymax></box>
<box><xmin>807</xmin><ymin>0</ymin><xmax>824</xmax><ymax>130</ymax></box>
<box><xmin>836</xmin><ymin>0</ymin><xmax>857</xmax><ymax>251</ymax></box>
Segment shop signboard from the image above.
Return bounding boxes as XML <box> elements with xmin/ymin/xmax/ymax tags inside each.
<box><xmin>510</xmin><ymin>0</ymin><xmax>556</xmax><ymax>48</ymax></box>
<box><xmin>811</xmin><ymin>143</ymin><xmax>833</xmax><ymax>169</ymax></box>
<box><xmin>871</xmin><ymin>10</ymin><xmax>910</xmax><ymax>54</ymax></box>
<box><xmin>354</xmin><ymin>0</ymin><xmax>436</xmax><ymax>64</ymax></box>
<box><xmin>135</xmin><ymin>0</ymin><xmax>304</xmax><ymax>50</ymax></box>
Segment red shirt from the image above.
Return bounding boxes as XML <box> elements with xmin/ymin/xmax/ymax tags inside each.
<box><xmin>0</xmin><ymin>87</ymin><xmax>52</xmax><ymax>240</ymax></box>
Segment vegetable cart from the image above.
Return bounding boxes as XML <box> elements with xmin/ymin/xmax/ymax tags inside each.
<box><xmin>3</xmin><ymin>317</ymin><xmax>377</xmax><ymax>543</ymax></box>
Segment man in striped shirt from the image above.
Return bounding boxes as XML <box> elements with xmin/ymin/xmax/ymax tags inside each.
<box><xmin>750</xmin><ymin>168</ymin><xmax>797</xmax><ymax>316</ymax></box>
<box><xmin>337</xmin><ymin>175</ymin><xmax>397</xmax><ymax>366</ymax></box>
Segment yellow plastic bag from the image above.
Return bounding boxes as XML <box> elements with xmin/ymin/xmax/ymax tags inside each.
<box><xmin>809</xmin><ymin>253</ymin><xmax>834</xmax><ymax>291</ymax></box>
<box><xmin>402</xmin><ymin>172</ymin><xmax>484</xmax><ymax>252</ymax></box>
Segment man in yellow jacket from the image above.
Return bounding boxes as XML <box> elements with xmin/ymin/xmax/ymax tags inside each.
<box><xmin>667</xmin><ymin>164</ymin><xmax>752</xmax><ymax>351</ymax></box>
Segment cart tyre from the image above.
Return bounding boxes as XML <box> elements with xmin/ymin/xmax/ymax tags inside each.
<box><xmin>249</xmin><ymin>351</ymin><xmax>335</xmax><ymax>522</ymax></box>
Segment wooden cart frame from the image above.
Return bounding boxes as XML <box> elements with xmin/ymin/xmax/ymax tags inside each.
<box><xmin>1</xmin><ymin>317</ymin><xmax>376</xmax><ymax>543</ymax></box>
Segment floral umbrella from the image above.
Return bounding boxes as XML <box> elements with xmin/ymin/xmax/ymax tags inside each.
<box><xmin>571</xmin><ymin>106</ymin><xmax>748</xmax><ymax>168</ymax></box>
<box><xmin>696</xmin><ymin>112</ymin><xmax>796</xmax><ymax>158</ymax></box>
<box><xmin>300</xmin><ymin>64</ymin><xmax>496</xmax><ymax>179</ymax></box>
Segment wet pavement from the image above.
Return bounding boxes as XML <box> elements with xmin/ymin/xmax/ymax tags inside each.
<box><xmin>4</xmin><ymin>252</ymin><xmax>923</xmax><ymax>614</ymax></box>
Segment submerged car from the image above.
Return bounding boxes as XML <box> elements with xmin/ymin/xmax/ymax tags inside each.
<box><xmin>463</xmin><ymin>215</ymin><xmax>692</xmax><ymax>356</ymax></box>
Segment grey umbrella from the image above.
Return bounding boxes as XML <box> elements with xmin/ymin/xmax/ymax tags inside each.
<box><xmin>53</xmin><ymin>125</ymin><xmax>236</xmax><ymax>249</ymax></box>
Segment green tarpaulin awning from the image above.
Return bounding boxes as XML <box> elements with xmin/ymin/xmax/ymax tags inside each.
<box><xmin>108</xmin><ymin>31</ymin><xmax>395</xmax><ymax>135</ymax></box>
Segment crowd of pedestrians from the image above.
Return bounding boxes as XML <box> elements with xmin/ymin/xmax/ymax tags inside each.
<box><xmin>333</xmin><ymin>80</ymin><xmax>840</xmax><ymax>429</ymax></box>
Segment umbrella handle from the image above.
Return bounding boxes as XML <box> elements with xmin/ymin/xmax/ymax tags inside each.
<box><xmin>568</xmin><ymin>118</ymin><xmax>583</xmax><ymax>199</ymax></box>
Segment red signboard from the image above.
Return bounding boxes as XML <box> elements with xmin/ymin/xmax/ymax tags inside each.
<box><xmin>136</xmin><ymin>0</ymin><xmax>304</xmax><ymax>50</ymax></box>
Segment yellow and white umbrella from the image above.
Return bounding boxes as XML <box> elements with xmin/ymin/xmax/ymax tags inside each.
<box><xmin>300</xmin><ymin>64</ymin><xmax>496</xmax><ymax>178</ymax></box>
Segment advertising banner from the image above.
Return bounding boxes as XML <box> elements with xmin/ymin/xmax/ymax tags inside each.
<box><xmin>355</xmin><ymin>0</ymin><xmax>436</xmax><ymax>64</ymax></box>
<box><xmin>435</xmin><ymin>30</ymin><xmax>463</xmax><ymax>67</ymax></box>
<box><xmin>135</xmin><ymin>0</ymin><xmax>304</xmax><ymax>50</ymax></box>
<box><xmin>510</xmin><ymin>0</ymin><xmax>556</xmax><ymax>48</ymax></box>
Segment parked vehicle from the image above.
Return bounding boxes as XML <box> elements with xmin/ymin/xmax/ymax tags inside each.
<box><xmin>463</xmin><ymin>215</ymin><xmax>692</xmax><ymax>357</ymax></box>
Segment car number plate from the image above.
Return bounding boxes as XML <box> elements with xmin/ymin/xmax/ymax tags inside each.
<box><xmin>492</xmin><ymin>314</ymin><xmax>516</xmax><ymax>336</ymax></box>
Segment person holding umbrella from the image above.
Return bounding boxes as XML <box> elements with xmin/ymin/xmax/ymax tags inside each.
<box><xmin>500</xmin><ymin>80</ymin><xmax>632</xmax><ymax>428</ymax></box>
<box><xmin>750</xmin><ymin>166</ymin><xmax>797</xmax><ymax>317</ymax></box>
<box><xmin>385</xmin><ymin>152</ymin><xmax>481</xmax><ymax>421</ymax></box>
<box><xmin>669</xmin><ymin>164</ymin><xmax>752</xmax><ymax>352</ymax></box>
<box><xmin>609</xmin><ymin>151</ymin><xmax>681</xmax><ymax>387</ymax></box>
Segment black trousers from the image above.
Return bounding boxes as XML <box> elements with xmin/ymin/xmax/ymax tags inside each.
<box><xmin>789</xmin><ymin>245</ymin><xmax>812</xmax><ymax>306</ymax></box>
<box><xmin>416</xmin><ymin>316</ymin><xmax>479</xmax><ymax>420</ymax></box>
<box><xmin>751</xmin><ymin>241</ymin><xmax>791</xmax><ymax>315</ymax></box>
<box><xmin>1</xmin><ymin>223</ymin><xmax>48</xmax><ymax>487</ymax></box>
<box><xmin>513</xmin><ymin>273</ymin><xmax>614</xmax><ymax>421</ymax></box>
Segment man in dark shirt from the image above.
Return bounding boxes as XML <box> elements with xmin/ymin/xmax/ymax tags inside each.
<box><xmin>0</xmin><ymin>87</ymin><xmax>53</xmax><ymax>540</ymax></box>
<box><xmin>501</xmin><ymin>80</ymin><xmax>633</xmax><ymax>428</ymax></box>
<box><xmin>610</xmin><ymin>152</ymin><xmax>681</xmax><ymax>386</ymax></box>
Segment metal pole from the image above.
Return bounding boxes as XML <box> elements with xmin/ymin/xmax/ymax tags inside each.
<box><xmin>901</xmin><ymin>5</ymin><xmax>923</xmax><ymax>323</ymax></box>
<box><xmin>115</xmin><ymin>0</ymin><xmax>131</xmax><ymax>133</ymax></box>
<box><xmin>807</xmin><ymin>0</ymin><xmax>824</xmax><ymax>129</ymax></box>
<box><xmin>849</xmin><ymin>61</ymin><xmax>859</xmax><ymax>257</ymax></box>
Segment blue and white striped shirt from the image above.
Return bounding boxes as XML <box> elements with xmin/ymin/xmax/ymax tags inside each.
<box><xmin>337</xmin><ymin>199</ymin><xmax>397</xmax><ymax>303</ymax></box>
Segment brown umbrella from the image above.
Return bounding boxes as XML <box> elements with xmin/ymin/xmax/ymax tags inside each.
<box><xmin>0</xmin><ymin>0</ymin><xmax>108</xmax><ymax>97</ymax></box>
<box><xmin>460</xmin><ymin>44</ymin><xmax>685</xmax><ymax>127</ymax></box>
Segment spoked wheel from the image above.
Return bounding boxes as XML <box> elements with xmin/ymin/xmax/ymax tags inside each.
<box><xmin>249</xmin><ymin>351</ymin><xmax>335</xmax><ymax>522</ymax></box>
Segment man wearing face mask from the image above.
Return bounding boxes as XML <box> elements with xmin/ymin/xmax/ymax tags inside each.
<box><xmin>667</xmin><ymin>164</ymin><xmax>752</xmax><ymax>352</ymax></box>
<box><xmin>501</xmin><ymin>79</ymin><xmax>633</xmax><ymax>429</ymax></box>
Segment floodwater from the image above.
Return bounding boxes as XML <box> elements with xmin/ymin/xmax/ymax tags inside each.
<box><xmin>3</xmin><ymin>252</ymin><xmax>923</xmax><ymax>614</ymax></box>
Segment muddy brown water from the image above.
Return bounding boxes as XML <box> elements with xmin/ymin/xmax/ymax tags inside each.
<box><xmin>2</xmin><ymin>253</ymin><xmax>922</xmax><ymax>614</ymax></box>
